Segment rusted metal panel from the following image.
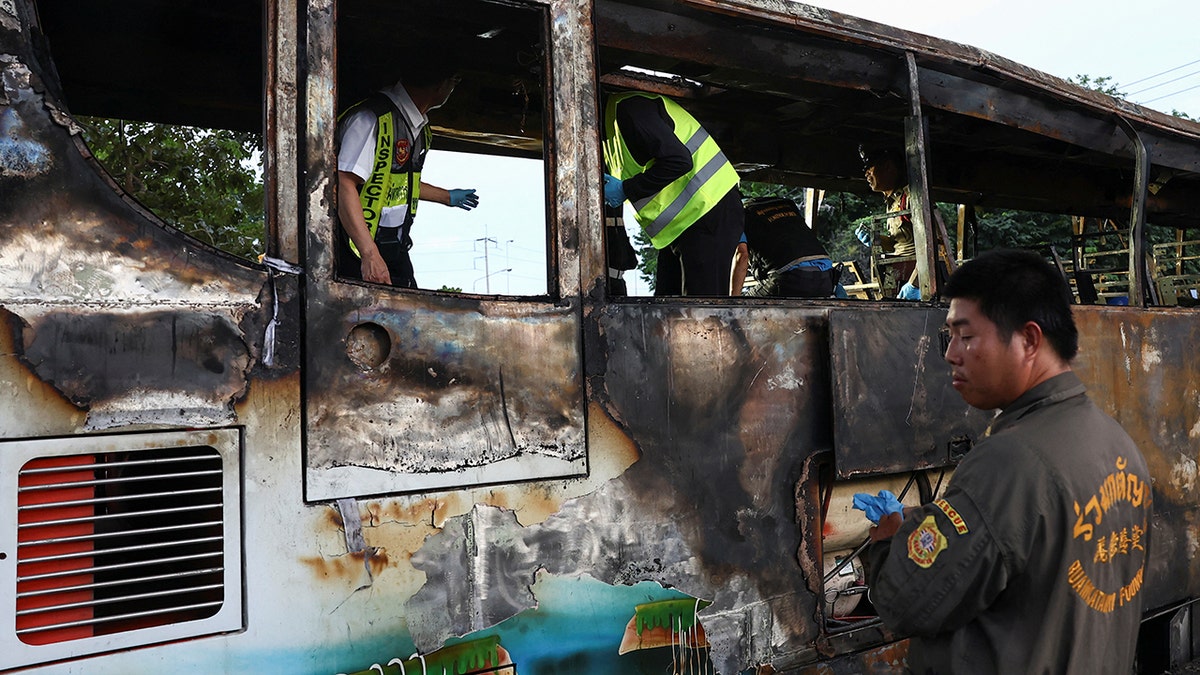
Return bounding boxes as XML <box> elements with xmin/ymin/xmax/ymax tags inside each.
<box><xmin>384</xmin><ymin>302</ymin><xmax>841</xmax><ymax>671</ymax></box>
<box><xmin>8</xmin><ymin>0</ymin><xmax>1200</xmax><ymax>673</ymax></box>
<box><xmin>304</xmin><ymin>293</ymin><xmax>587</xmax><ymax>499</ymax></box>
<box><xmin>828</xmin><ymin>307</ymin><xmax>990</xmax><ymax>477</ymax></box>
<box><xmin>595</xmin><ymin>302</ymin><xmax>830</xmax><ymax>667</ymax></box>
<box><xmin>14</xmin><ymin>310</ymin><xmax>253</xmax><ymax>427</ymax></box>
<box><xmin>1073</xmin><ymin>307</ymin><xmax>1200</xmax><ymax>611</ymax></box>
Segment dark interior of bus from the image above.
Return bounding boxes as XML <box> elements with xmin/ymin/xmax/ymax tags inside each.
<box><xmin>31</xmin><ymin>0</ymin><xmax>1200</xmax><ymax>302</ymax></box>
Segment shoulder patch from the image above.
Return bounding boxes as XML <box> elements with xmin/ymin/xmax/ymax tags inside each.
<box><xmin>934</xmin><ymin>498</ymin><xmax>970</xmax><ymax>535</ymax></box>
<box><xmin>907</xmin><ymin>516</ymin><xmax>948</xmax><ymax>568</ymax></box>
<box><xmin>394</xmin><ymin>138</ymin><xmax>411</xmax><ymax>165</ymax></box>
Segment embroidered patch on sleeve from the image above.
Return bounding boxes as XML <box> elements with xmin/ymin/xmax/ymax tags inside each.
<box><xmin>908</xmin><ymin>515</ymin><xmax>948</xmax><ymax>568</ymax></box>
<box><xmin>934</xmin><ymin>498</ymin><xmax>969</xmax><ymax>535</ymax></box>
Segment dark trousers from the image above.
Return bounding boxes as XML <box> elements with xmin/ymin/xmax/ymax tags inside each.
<box><xmin>655</xmin><ymin>189</ymin><xmax>744</xmax><ymax>296</ymax></box>
<box><xmin>336</xmin><ymin>225</ymin><xmax>417</xmax><ymax>289</ymax></box>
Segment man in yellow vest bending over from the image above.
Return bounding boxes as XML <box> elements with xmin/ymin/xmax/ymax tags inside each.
<box><xmin>603</xmin><ymin>92</ymin><xmax>743</xmax><ymax>296</ymax></box>
<box><xmin>336</xmin><ymin>57</ymin><xmax>479</xmax><ymax>288</ymax></box>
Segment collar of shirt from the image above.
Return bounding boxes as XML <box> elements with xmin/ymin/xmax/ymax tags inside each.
<box><xmin>885</xmin><ymin>185</ymin><xmax>908</xmax><ymax>211</ymax></box>
<box><xmin>988</xmin><ymin>371</ymin><xmax>1087</xmax><ymax>436</ymax></box>
<box><xmin>381</xmin><ymin>81</ymin><xmax>427</xmax><ymax>133</ymax></box>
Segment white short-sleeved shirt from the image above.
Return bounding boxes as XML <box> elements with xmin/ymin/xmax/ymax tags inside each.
<box><xmin>337</xmin><ymin>82</ymin><xmax>428</xmax><ymax>230</ymax></box>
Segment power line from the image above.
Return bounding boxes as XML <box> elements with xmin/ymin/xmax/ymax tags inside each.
<box><xmin>1142</xmin><ymin>81</ymin><xmax>1200</xmax><ymax>105</ymax></box>
<box><xmin>1121</xmin><ymin>57</ymin><xmax>1200</xmax><ymax>89</ymax></box>
<box><xmin>1127</xmin><ymin>68</ymin><xmax>1200</xmax><ymax>96</ymax></box>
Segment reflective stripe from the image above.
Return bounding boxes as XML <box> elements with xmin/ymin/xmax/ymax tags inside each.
<box><xmin>642</xmin><ymin>149</ymin><xmax>731</xmax><ymax>237</ymax></box>
<box><xmin>350</xmin><ymin>112</ymin><xmax>394</xmax><ymax>258</ymax></box>
<box><xmin>683</xmin><ymin>127</ymin><xmax>709</xmax><ymax>154</ymax></box>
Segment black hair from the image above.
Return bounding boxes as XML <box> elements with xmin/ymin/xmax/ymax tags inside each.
<box><xmin>942</xmin><ymin>249</ymin><xmax>1079</xmax><ymax>361</ymax></box>
<box><xmin>396</xmin><ymin>41</ymin><xmax>465</xmax><ymax>89</ymax></box>
<box><xmin>858</xmin><ymin>144</ymin><xmax>902</xmax><ymax>169</ymax></box>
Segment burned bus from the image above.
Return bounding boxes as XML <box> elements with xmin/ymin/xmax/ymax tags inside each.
<box><xmin>3</xmin><ymin>0</ymin><xmax>1200</xmax><ymax>672</ymax></box>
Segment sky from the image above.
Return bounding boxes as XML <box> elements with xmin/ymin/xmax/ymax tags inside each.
<box><xmin>412</xmin><ymin>0</ymin><xmax>1200</xmax><ymax>296</ymax></box>
<box><xmin>806</xmin><ymin>0</ymin><xmax>1200</xmax><ymax>117</ymax></box>
<box><xmin>409</xmin><ymin>152</ymin><xmax>549</xmax><ymax>295</ymax></box>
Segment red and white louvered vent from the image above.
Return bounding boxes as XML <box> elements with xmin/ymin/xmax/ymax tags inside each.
<box><xmin>2</xmin><ymin>429</ymin><xmax>243</xmax><ymax>670</ymax></box>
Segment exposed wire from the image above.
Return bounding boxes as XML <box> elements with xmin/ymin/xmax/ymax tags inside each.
<box><xmin>1127</xmin><ymin>68</ymin><xmax>1200</xmax><ymax>96</ymax></box>
<box><xmin>1120</xmin><ymin>58</ymin><xmax>1200</xmax><ymax>89</ymax></box>
<box><xmin>1142</xmin><ymin>81</ymin><xmax>1200</xmax><ymax>105</ymax></box>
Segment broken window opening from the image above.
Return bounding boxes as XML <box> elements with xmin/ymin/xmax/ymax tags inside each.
<box><xmin>818</xmin><ymin>468</ymin><xmax>942</xmax><ymax>637</ymax></box>
<box><xmin>35</xmin><ymin>0</ymin><xmax>267</xmax><ymax>262</ymax></box>
<box><xmin>334</xmin><ymin>0</ymin><xmax>550</xmax><ymax>296</ymax></box>
<box><xmin>77</xmin><ymin>118</ymin><xmax>266</xmax><ymax>261</ymax></box>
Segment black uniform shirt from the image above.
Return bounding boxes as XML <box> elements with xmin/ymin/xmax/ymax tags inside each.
<box><xmin>612</xmin><ymin>95</ymin><xmax>693</xmax><ymax>203</ymax></box>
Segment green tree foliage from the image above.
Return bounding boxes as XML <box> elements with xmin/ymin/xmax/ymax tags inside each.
<box><xmin>974</xmin><ymin>209</ymin><xmax>1072</xmax><ymax>252</ymax></box>
<box><xmin>1068</xmin><ymin>74</ymin><xmax>1125</xmax><ymax>98</ymax></box>
<box><xmin>78</xmin><ymin>117</ymin><xmax>265</xmax><ymax>260</ymax></box>
<box><xmin>630</xmin><ymin>218</ymin><xmax>658</xmax><ymax>292</ymax></box>
<box><xmin>816</xmin><ymin>190</ymin><xmax>876</xmax><ymax>268</ymax></box>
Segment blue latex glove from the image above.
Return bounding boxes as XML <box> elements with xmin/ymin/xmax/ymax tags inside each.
<box><xmin>897</xmin><ymin>282</ymin><xmax>921</xmax><ymax>300</ymax></box>
<box><xmin>603</xmin><ymin>173</ymin><xmax>626</xmax><ymax>208</ymax></box>
<box><xmin>852</xmin><ymin>490</ymin><xmax>904</xmax><ymax>524</ymax></box>
<box><xmin>854</xmin><ymin>224</ymin><xmax>871</xmax><ymax>245</ymax></box>
<box><xmin>448</xmin><ymin>189</ymin><xmax>479</xmax><ymax>210</ymax></box>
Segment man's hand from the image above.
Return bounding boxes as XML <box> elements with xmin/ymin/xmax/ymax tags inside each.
<box><xmin>852</xmin><ymin>490</ymin><xmax>904</xmax><ymax>523</ymax></box>
<box><xmin>603</xmin><ymin>173</ymin><xmax>626</xmax><ymax>208</ymax></box>
<box><xmin>337</xmin><ymin>170</ymin><xmax>392</xmax><ymax>284</ymax></box>
<box><xmin>448</xmin><ymin>189</ymin><xmax>479</xmax><ymax>210</ymax></box>
<box><xmin>359</xmin><ymin>248</ymin><xmax>391</xmax><ymax>285</ymax></box>
<box><xmin>869</xmin><ymin>511</ymin><xmax>903</xmax><ymax>542</ymax></box>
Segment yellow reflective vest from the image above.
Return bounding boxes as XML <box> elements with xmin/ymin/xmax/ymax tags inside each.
<box><xmin>339</xmin><ymin>94</ymin><xmax>433</xmax><ymax>257</ymax></box>
<box><xmin>603</xmin><ymin>93</ymin><xmax>739</xmax><ymax>249</ymax></box>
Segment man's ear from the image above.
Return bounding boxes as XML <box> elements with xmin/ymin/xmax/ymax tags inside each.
<box><xmin>1019</xmin><ymin>320</ymin><xmax>1044</xmax><ymax>358</ymax></box>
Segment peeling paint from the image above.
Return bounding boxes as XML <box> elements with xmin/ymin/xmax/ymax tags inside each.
<box><xmin>1140</xmin><ymin>338</ymin><xmax>1162</xmax><ymax>372</ymax></box>
<box><xmin>766</xmin><ymin>370</ymin><xmax>803</xmax><ymax>391</ymax></box>
<box><xmin>0</xmin><ymin>106</ymin><xmax>49</xmax><ymax>177</ymax></box>
<box><xmin>1171</xmin><ymin>455</ymin><xmax>1198</xmax><ymax>493</ymax></box>
<box><xmin>301</xmin><ymin>550</ymin><xmax>378</xmax><ymax>591</ymax></box>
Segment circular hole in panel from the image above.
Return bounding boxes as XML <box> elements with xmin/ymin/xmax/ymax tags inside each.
<box><xmin>346</xmin><ymin>322</ymin><xmax>391</xmax><ymax>370</ymax></box>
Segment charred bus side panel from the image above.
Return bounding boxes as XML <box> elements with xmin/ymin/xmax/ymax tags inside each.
<box><xmin>3</xmin><ymin>0</ymin><xmax>1200</xmax><ymax>673</ymax></box>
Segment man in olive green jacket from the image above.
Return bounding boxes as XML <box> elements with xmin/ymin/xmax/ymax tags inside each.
<box><xmin>863</xmin><ymin>249</ymin><xmax>1151</xmax><ymax>674</ymax></box>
